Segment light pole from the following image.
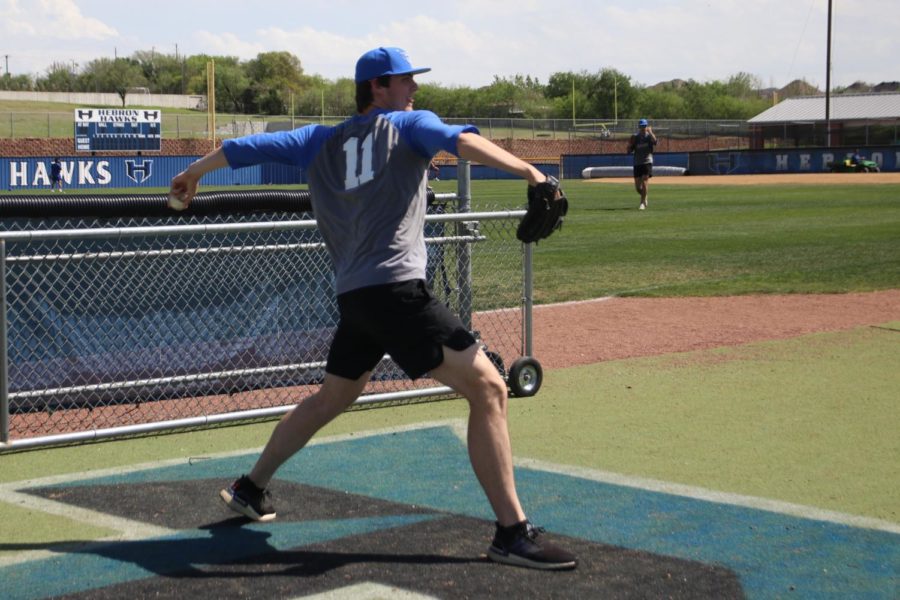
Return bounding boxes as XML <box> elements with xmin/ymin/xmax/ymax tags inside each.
<box><xmin>825</xmin><ymin>0</ymin><xmax>833</xmax><ymax>147</ymax></box>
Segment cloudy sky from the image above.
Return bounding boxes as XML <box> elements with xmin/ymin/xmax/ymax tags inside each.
<box><xmin>2</xmin><ymin>0</ymin><xmax>897</xmax><ymax>89</ymax></box>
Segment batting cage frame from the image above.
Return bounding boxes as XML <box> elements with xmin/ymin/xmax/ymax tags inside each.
<box><xmin>0</xmin><ymin>163</ymin><xmax>540</xmax><ymax>451</ymax></box>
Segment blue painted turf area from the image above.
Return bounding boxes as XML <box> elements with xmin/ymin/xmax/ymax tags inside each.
<box><xmin>3</xmin><ymin>425</ymin><xmax>898</xmax><ymax>599</ymax></box>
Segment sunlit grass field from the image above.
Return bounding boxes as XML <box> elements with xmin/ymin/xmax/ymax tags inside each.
<box><xmin>4</xmin><ymin>178</ymin><xmax>898</xmax><ymax>303</ymax></box>
<box><xmin>440</xmin><ymin>178</ymin><xmax>900</xmax><ymax>301</ymax></box>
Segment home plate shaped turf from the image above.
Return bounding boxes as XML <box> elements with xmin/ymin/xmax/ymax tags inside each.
<box><xmin>1</xmin><ymin>425</ymin><xmax>897</xmax><ymax>599</ymax></box>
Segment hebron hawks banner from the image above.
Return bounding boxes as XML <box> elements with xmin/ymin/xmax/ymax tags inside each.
<box><xmin>0</xmin><ymin>156</ymin><xmax>304</xmax><ymax>189</ymax></box>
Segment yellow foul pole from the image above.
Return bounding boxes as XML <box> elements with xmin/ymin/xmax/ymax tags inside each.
<box><xmin>571</xmin><ymin>78</ymin><xmax>575</xmax><ymax>125</ymax></box>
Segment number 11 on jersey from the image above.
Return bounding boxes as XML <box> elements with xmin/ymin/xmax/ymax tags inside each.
<box><xmin>343</xmin><ymin>133</ymin><xmax>374</xmax><ymax>189</ymax></box>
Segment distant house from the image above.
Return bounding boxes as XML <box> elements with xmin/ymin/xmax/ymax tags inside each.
<box><xmin>747</xmin><ymin>92</ymin><xmax>900</xmax><ymax>149</ymax></box>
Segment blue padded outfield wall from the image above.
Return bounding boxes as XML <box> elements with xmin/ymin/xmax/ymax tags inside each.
<box><xmin>563</xmin><ymin>146</ymin><xmax>899</xmax><ymax>179</ymax></box>
<box><xmin>2</xmin><ymin>147</ymin><xmax>897</xmax><ymax>191</ymax></box>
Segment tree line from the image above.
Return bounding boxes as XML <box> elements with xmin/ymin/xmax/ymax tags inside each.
<box><xmin>2</xmin><ymin>49</ymin><xmax>823</xmax><ymax>120</ymax></box>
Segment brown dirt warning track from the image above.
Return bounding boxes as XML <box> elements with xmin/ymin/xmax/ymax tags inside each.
<box><xmin>529</xmin><ymin>291</ymin><xmax>900</xmax><ymax>370</ymax></box>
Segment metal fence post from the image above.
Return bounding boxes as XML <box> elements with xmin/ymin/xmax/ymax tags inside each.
<box><xmin>456</xmin><ymin>159</ymin><xmax>473</xmax><ymax>331</ymax></box>
<box><xmin>0</xmin><ymin>240</ymin><xmax>9</xmax><ymax>445</ymax></box>
<box><xmin>523</xmin><ymin>241</ymin><xmax>534</xmax><ymax>358</ymax></box>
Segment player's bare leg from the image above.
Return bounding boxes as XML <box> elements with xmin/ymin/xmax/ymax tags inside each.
<box><xmin>248</xmin><ymin>372</ymin><xmax>371</xmax><ymax>488</ymax></box>
<box><xmin>639</xmin><ymin>175</ymin><xmax>649</xmax><ymax>209</ymax></box>
<box><xmin>430</xmin><ymin>344</ymin><xmax>525</xmax><ymax>526</ymax></box>
<box><xmin>432</xmin><ymin>344</ymin><xmax>577</xmax><ymax>569</ymax></box>
<box><xmin>220</xmin><ymin>371</ymin><xmax>370</xmax><ymax>521</ymax></box>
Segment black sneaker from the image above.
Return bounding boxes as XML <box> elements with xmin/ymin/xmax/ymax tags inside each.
<box><xmin>487</xmin><ymin>520</ymin><xmax>577</xmax><ymax>570</ymax></box>
<box><xmin>219</xmin><ymin>475</ymin><xmax>277</xmax><ymax>522</ymax></box>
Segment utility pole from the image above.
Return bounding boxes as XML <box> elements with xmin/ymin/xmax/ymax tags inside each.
<box><xmin>3</xmin><ymin>55</ymin><xmax>8</xmax><ymax>77</ymax></box>
<box><xmin>825</xmin><ymin>0</ymin><xmax>833</xmax><ymax>147</ymax></box>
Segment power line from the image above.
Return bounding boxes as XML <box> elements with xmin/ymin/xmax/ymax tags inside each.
<box><xmin>786</xmin><ymin>0</ymin><xmax>817</xmax><ymax>86</ymax></box>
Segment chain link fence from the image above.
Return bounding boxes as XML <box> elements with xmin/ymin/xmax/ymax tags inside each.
<box><xmin>0</xmin><ymin>171</ymin><xmax>532</xmax><ymax>450</ymax></box>
<box><xmin>0</xmin><ymin>111</ymin><xmax>751</xmax><ymax>144</ymax></box>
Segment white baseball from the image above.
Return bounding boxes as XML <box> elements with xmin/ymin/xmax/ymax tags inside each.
<box><xmin>167</xmin><ymin>193</ymin><xmax>187</xmax><ymax>211</ymax></box>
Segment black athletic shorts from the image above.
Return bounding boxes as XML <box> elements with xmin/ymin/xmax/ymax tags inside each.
<box><xmin>633</xmin><ymin>163</ymin><xmax>653</xmax><ymax>179</ymax></box>
<box><xmin>326</xmin><ymin>279</ymin><xmax>477</xmax><ymax>380</ymax></box>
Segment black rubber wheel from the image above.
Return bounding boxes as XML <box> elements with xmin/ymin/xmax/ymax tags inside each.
<box><xmin>507</xmin><ymin>357</ymin><xmax>543</xmax><ymax>397</ymax></box>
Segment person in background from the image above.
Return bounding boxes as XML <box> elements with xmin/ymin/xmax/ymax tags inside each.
<box><xmin>49</xmin><ymin>158</ymin><xmax>63</xmax><ymax>192</ymax></box>
<box><xmin>626</xmin><ymin>119</ymin><xmax>657</xmax><ymax>210</ymax></box>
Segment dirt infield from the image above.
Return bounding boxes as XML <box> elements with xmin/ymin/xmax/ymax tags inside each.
<box><xmin>531</xmin><ymin>290</ymin><xmax>900</xmax><ymax>370</ymax></box>
<box><xmin>554</xmin><ymin>171</ymin><xmax>900</xmax><ymax>367</ymax></box>
<box><xmin>585</xmin><ymin>172</ymin><xmax>900</xmax><ymax>185</ymax></box>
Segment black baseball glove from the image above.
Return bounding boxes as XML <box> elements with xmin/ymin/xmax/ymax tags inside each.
<box><xmin>516</xmin><ymin>175</ymin><xmax>569</xmax><ymax>243</ymax></box>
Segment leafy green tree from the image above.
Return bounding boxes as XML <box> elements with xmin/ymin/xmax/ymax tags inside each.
<box><xmin>327</xmin><ymin>77</ymin><xmax>357</xmax><ymax>116</ymax></box>
<box><xmin>415</xmin><ymin>84</ymin><xmax>481</xmax><ymax>118</ymax></box>
<box><xmin>679</xmin><ymin>79</ymin><xmax>769</xmax><ymax>120</ymax></box>
<box><xmin>545</xmin><ymin>69</ymin><xmax>634</xmax><ymax>120</ymax></box>
<box><xmin>0</xmin><ymin>73</ymin><xmax>34</xmax><ymax>91</ymax></box>
<box><xmin>135</xmin><ymin>52</ymin><xmax>189</xmax><ymax>95</ymax></box>
<box><xmin>243</xmin><ymin>51</ymin><xmax>308</xmax><ymax>115</ymax></box>
<box><xmin>635</xmin><ymin>88</ymin><xmax>688</xmax><ymax>119</ymax></box>
<box><xmin>725</xmin><ymin>72</ymin><xmax>762</xmax><ymax>98</ymax></box>
<box><xmin>34</xmin><ymin>61</ymin><xmax>78</xmax><ymax>92</ymax></box>
<box><xmin>182</xmin><ymin>55</ymin><xmax>250</xmax><ymax>113</ymax></box>
<box><xmin>80</xmin><ymin>58</ymin><xmax>147</xmax><ymax>105</ymax></box>
<box><xmin>587</xmin><ymin>68</ymin><xmax>636</xmax><ymax>120</ymax></box>
<box><xmin>545</xmin><ymin>72</ymin><xmax>591</xmax><ymax>121</ymax></box>
<box><xmin>469</xmin><ymin>75</ymin><xmax>546</xmax><ymax>118</ymax></box>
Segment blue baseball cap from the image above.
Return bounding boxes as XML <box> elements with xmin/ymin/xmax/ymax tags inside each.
<box><xmin>638</xmin><ymin>118</ymin><xmax>649</xmax><ymax>127</ymax></box>
<box><xmin>355</xmin><ymin>47</ymin><xmax>431</xmax><ymax>83</ymax></box>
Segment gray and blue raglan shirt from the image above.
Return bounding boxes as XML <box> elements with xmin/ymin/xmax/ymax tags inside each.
<box><xmin>222</xmin><ymin>109</ymin><xmax>477</xmax><ymax>295</ymax></box>
<box><xmin>630</xmin><ymin>132</ymin><xmax>657</xmax><ymax>165</ymax></box>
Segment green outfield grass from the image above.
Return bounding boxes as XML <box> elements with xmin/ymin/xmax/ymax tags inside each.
<box><xmin>4</xmin><ymin>179</ymin><xmax>898</xmax><ymax>301</ymax></box>
<box><xmin>456</xmin><ymin>179</ymin><xmax>900</xmax><ymax>302</ymax></box>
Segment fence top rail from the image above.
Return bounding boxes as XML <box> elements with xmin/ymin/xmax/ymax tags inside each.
<box><xmin>0</xmin><ymin>210</ymin><xmax>526</xmax><ymax>243</ymax></box>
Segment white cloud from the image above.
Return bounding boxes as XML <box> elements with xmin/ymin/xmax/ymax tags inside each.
<box><xmin>0</xmin><ymin>0</ymin><xmax>118</xmax><ymax>41</ymax></box>
<box><xmin>44</xmin><ymin>0</ymin><xmax>117</xmax><ymax>39</ymax></box>
<box><xmin>0</xmin><ymin>0</ymin><xmax>36</xmax><ymax>35</ymax></box>
<box><xmin>248</xmin><ymin>27</ymin><xmax>368</xmax><ymax>79</ymax></box>
<box><xmin>1</xmin><ymin>0</ymin><xmax>119</xmax><ymax>75</ymax></box>
<box><xmin>192</xmin><ymin>30</ymin><xmax>267</xmax><ymax>59</ymax></box>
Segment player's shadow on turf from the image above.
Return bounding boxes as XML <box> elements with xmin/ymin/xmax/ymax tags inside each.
<box><xmin>0</xmin><ymin>518</ymin><xmax>479</xmax><ymax>579</ymax></box>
